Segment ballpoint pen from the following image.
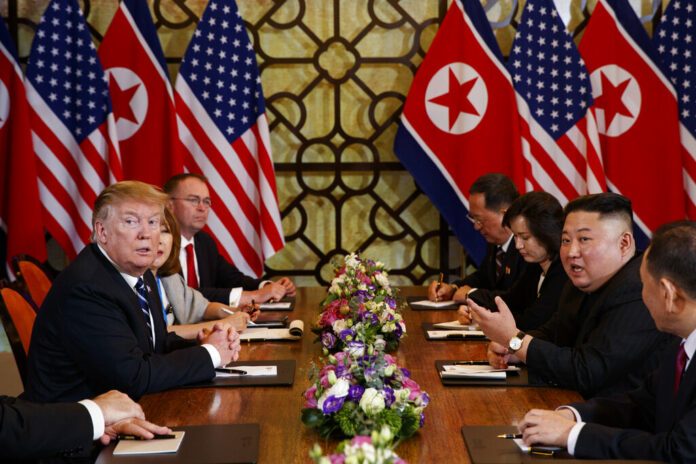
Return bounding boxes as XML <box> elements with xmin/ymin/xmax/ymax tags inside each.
<box><xmin>118</xmin><ymin>434</ymin><xmax>176</xmax><ymax>440</ymax></box>
<box><xmin>497</xmin><ymin>433</ymin><xmax>522</xmax><ymax>439</ymax></box>
<box><xmin>215</xmin><ymin>367</ymin><xmax>247</xmax><ymax>375</ymax></box>
<box><xmin>435</xmin><ymin>272</ymin><xmax>443</xmax><ymax>301</ymax></box>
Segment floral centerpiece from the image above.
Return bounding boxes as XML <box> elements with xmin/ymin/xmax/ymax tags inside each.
<box><xmin>301</xmin><ymin>340</ymin><xmax>429</xmax><ymax>439</ymax></box>
<box><xmin>309</xmin><ymin>425</ymin><xmax>407</xmax><ymax>464</ymax></box>
<box><xmin>315</xmin><ymin>253</ymin><xmax>406</xmax><ymax>352</ymax></box>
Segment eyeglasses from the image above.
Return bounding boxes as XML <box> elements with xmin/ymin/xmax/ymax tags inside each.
<box><xmin>466</xmin><ymin>214</ymin><xmax>483</xmax><ymax>227</ymax></box>
<box><xmin>171</xmin><ymin>196</ymin><xmax>212</xmax><ymax>209</ymax></box>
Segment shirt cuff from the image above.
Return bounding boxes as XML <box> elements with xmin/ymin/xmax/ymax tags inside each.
<box><xmin>201</xmin><ymin>343</ymin><xmax>222</xmax><ymax>367</ymax></box>
<box><xmin>78</xmin><ymin>399</ymin><xmax>104</xmax><ymax>441</ymax></box>
<box><xmin>258</xmin><ymin>280</ymin><xmax>272</xmax><ymax>289</ymax></box>
<box><xmin>556</xmin><ymin>405</ymin><xmax>582</xmax><ymax>422</ymax></box>
<box><xmin>467</xmin><ymin>288</ymin><xmax>478</xmax><ymax>297</ymax></box>
<box><xmin>228</xmin><ymin>287</ymin><xmax>243</xmax><ymax>308</ymax></box>
<box><xmin>566</xmin><ymin>422</ymin><xmax>585</xmax><ymax>455</ymax></box>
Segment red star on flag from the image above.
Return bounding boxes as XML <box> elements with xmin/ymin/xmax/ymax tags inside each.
<box><xmin>594</xmin><ymin>71</ymin><xmax>633</xmax><ymax>128</ymax></box>
<box><xmin>109</xmin><ymin>74</ymin><xmax>140</xmax><ymax>124</ymax></box>
<box><xmin>429</xmin><ymin>68</ymin><xmax>479</xmax><ymax>130</ymax></box>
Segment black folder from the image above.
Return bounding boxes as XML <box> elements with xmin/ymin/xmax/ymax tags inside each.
<box><xmin>97</xmin><ymin>423</ymin><xmax>259</xmax><ymax>463</ymax></box>
<box><xmin>461</xmin><ymin>425</ymin><xmax>666</xmax><ymax>463</ymax></box>
<box><xmin>423</xmin><ymin>323</ymin><xmax>488</xmax><ymax>341</ymax></box>
<box><xmin>181</xmin><ymin>360</ymin><xmax>295</xmax><ymax>388</ymax></box>
<box><xmin>407</xmin><ymin>295</ymin><xmax>459</xmax><ymax>310</ymax></box>
<box><xmin>436</xmin><ymin>360</ymin><xmax>537</xmax><ymax>386</ymax></box>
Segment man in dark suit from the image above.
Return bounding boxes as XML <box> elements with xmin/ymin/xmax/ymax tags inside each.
<box><xmin>469</xmin><ymin>193</ymin><xmax>673</xmax><ymax>398</ymax></box>
<box><xmin>1</xmin><ymin>390</ymin><xmax>169</xmax><ymax>460</ymax></box>
<box><xmin>164</xmin><ymin>173</ymin><xmax>295</xmax><ymax>305</ymax></box>
<box><xmin>428</xmin><ymin>173</ymin><xmax>527</xmax><ymax>302</ymax></box>
<box><xmin>25</xmin><ymin>181</ymin><xmax>241</xmax><ymax>403</ymax></box>
<box><xmin>517</xmin><ymin>221</ymin><xmax>696</xmax><ymax>462</ymax></box>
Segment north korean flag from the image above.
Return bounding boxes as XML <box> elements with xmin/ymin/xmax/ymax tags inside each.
<box><xmin>99</xmin><ymin>0</ymin><xmax>184</xmax><ymax>186</ymax></box>
<box><xmin>579</xmin><ymin>0</ymin><xmax>685</xmax><ymax>240</ymax></box>
<box><xmin>393</xmin><ymin>0</ymin><xmax>524</xmax><ymax>263</ymax></box>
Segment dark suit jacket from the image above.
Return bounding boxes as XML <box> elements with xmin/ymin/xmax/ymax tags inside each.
<box><xmin>193</xmin><ymin>230</ymin><xmax>263</xmax><ymax>303</ymax></box>
<box><xmin>0</xmin><ymin>396</ymin><xmax>92</xmax><ymax>460</ymax></box>
<box><xmin>572</xmin><ymin>339</ymin><xmax>696</xmax><ymax>462</ymax></box>
<box><xmin>526</xmin><ymin>252</ymin><xmax>675</xmax><ymax>399</ymax></box>
<box><xmin>24</xmin><ymin>244</ymin><xmax>215</xmax><ymax>402</ymax></box>
<box><xmin>453</xmin><ymin>241</ymin><xmax>527</xmax><ymax>292</ymax></box>
<box><xmin>468</xmin><ymin>257</ymin><xmax>567</xmax><ymax>331</ymax></box>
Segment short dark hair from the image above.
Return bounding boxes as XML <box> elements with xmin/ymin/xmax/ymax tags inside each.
<box><xmin>503</xmin><ymin>191</ymin><xmax>564</xmax><ymax>258</ymax></box>
<box><xmin>646</xmin><ymin>221</ymin><xmax>696</xmax><ymax>299</ymax></box>
<box><xmin>563</xmin><ymin>193</ymin><xmax>634</xmax><ymax>230</ymax></box>
<box><xmin>163</xmin><ymin>173</ymin><xmax>209</xmax><ymax>194</ymax></box>
<box><xmin>469</xmin><ymin>173</ymin><xmax>519</xmax><ymax>211</ymax></box>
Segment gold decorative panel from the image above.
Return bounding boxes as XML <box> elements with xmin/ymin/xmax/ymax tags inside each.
<box><xmin>1</xmin><ymin>0</ymin><xmax>666</xmax><ymax>286</ymax></box>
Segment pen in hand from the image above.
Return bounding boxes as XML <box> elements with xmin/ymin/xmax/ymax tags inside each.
<box><xmin>435</xmin><ymin>272</ymin><xmax>443</xmax><ymax>301</ymax></box>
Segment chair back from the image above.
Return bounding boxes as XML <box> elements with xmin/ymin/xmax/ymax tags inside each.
<box><xmin>11</xmin><ymin>255</ymin><xmax>53</xmax><ymax>307</ymax></box>
<box><xmin>0</xmin><ymin>283</ymin><xmax>35</xmax><ymax>386</ymax></box>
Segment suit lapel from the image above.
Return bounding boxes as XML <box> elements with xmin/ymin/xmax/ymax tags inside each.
<box><xmin>144</xmin><ymin>271</ymin><xmax>167</xmax><ymax>353</ymax></box>
<box><xmin>656</xmin><ymin>341</ymin><xmax>686</xmax><ymax>431</ymax></box>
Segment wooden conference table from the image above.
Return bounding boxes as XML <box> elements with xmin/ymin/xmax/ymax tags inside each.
<box><xmin>139</xmin><ymin>286</ymin><xmax>582</xmax><ymax>463</ymax></box>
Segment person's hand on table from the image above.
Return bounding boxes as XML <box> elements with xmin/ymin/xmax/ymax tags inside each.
<box><xmin>487</xmin><ymin>341</ymin><xmax>517</xmax><ymax>368</ymax></box>
<box><xmin>457</xmin><ymin>305</ymin><xmax>473</xmax><ymax>324</ymax></box>
<box><xmin>101</xmin><ymin>419</ymin><xmax>172</xmax><ymax>445</ymax></box>
<box><xmin>275</xmin><ymin>277</ymin><xmax>296</xmax><ymax>297</ymax></box>
<box><xmin>428</xmin><ymin>281</ymin><xmax>453</xmax><ymax>301</ymax></box>
<box><xmin>199</xmin><ymin>322</ymin><xmax>241</xmax><ymax>365</ymax></box>
<box><xmin>518</xmin><ymin>409</ymin><xmax>576</xmax><ymax>447</ymax></box>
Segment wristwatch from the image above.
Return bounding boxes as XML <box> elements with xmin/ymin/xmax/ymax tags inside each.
<box><xmin>508</xmin><ymin>331</ymin><xmax>526</xmax><ymax>354</ymax></box>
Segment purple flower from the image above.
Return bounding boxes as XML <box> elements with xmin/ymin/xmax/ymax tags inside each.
<box><xmin>354</xmin><ymin>290</ymin><xmax>369</xmax><ymax>302</ymax></box>
<box><xmin>322</xmin><ymin>395</ymin><xmax>346</xmax><ymax>414</ymax></box>
<box><xmin>420</xmin><ymin>411</ymin><xmax>425</xmax><ymax>427</ymax></box>
<box><xmin>364</xmin><ymin>367</ymin><xmax>377</xmax><ymax>380</ymax></box>
<box><xmin>401</xmin><ymin>367</ymin><xmax>411</xmax><ymax>378</ymax></box>
<box><xmin>335</xmin><ymin>364</ymin><xmax>348</xmax><ymax>378</ymax></box>
<box><xmin>418</xmin><ymin>392</ymin><xmax>431</xmax><ymax>407</ymax></box>
<box><xmin>339</xmin><ymin>328</ymin><xmax>356</xmax><ymax>341</ymax></box>
<box><xmin>348</xmin><ymin>384</ymin><xmax>365</xmax><ymax>402</ymax></box>
<box><xmin>382</xmin><ymin>387</ymin><xmax>395</xmax><ymax>407</ymax></box>
<box><xmin>394</xmin><ymin>323</ymin><xmax>403</xmax><ymax>338</ymax></box>
<box><xmin>368</xmin><ymin>284</ymin><xmax>376</xmax><ymax>291</ymax></box>
<box><xmin>321</xmin><ymin>332</ymin><xmax>337</xmax><ymax>349</ymax></box>
<box><xmin>385</xmin><ymin>297</ymin><xmax>396</xmax><ymax>308</ymax></box>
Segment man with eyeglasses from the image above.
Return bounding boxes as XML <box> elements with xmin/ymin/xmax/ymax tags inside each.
<box><xmin>25</xmin><ymin>181</ymin><xmax>241</xmax><ymax>403</ymax></box>
<box><xmin>428</xmin><ymin>173</ymin><xmax>528</xmax><ymax>302</ymax></box>
<box><xmin>164</xmin><ymin>173</ymin><xmax>295</xmax><ymax>307</ymax></box>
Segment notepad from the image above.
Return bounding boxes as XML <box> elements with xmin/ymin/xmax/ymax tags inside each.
<box><xmin>113</xmin><ymin>431</ymin><xmax>184</xmax><ymax>455</ymax></box>
<box><xmin>410</xmin><ymin>299</ymin><xmax>456</xmax><ymax>308</ymax></box>
<box><xmin>258</xmin><ymin>301</ymin><xmax>292</xmax><ymax>310</ymax></box>
<box><xmin>513</xmin><ymin>438</ymin><xmax>563</xmax><ymax>454</ymax></box>
<box><xmin>440</xmin><ymin>364</ymin><xmax>520</xmax><ymax>379</ymax></box>
<box><xmin>427</xmin><ymin>329</ymin><xmax>485</xmax><ymax>339</ymax></box>
<box><xmin>433</xmin><ymin>320</ymin><xmax>479</xmax><ymax>330</ymax></box>
<box><xmin>240</xmin><ymin>320</ymin><xmax>304</xmax><ymax>341</ymax></box>
<box><xmin>216</xmin><ymin>365</ymin><xmax>277</xmax><ymax>377</ymax></box>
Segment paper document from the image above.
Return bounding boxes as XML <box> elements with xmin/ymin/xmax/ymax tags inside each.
<box><xmin>513</xmin><ymin>438</ymin><xmax>563</xmax><ymax>453</ymax></box>
<box><xmin>113</xmin><ymin>431</ymin><xmax>184</xmax><ymax>455</ymax></box>
<box><xmin>427</xmin><ymin>330</ymin><xmax>485</xmax><ymax>339</ymax></box>
<box><xmin>216</xmin><ymin>365</ymin><xmax>277</xmax><ymax>377</ymax></box>
<box><xmin>240</xmin><ymin>320</ymin><xmax>304</xmax><ymax>340</ymax></box>
<box><xmin>440</xmin><ymin>364</ymin><xmax>519</xmax><ymax>379</ymax></box>
<box><xmin>433</xmin><ymin>320</ymin><xmax>479</xmax><ymax>330</ymax></box>
<box><xmin>410</xmin><ymin>299</ymin><xmax>455</xmax><ymax>308</ymax></box>
<box><xmin>259</xmin><ymin>301</ymin><xmax>292</xmax><ymax>309</ymax></box>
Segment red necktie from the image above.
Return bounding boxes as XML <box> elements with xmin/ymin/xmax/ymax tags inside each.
<box><xmin>674</xmin><ymin>343</ymin><xmax>688</xmax><ymax>397</ymax></box>
<box><xmin>185</xmin><ymin>243</ymin><xmax>199</xmax><ymax>288</ymax></box>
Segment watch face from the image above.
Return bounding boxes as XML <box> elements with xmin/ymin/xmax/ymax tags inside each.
<box><xmin>509</xmin><ymin>337</ymin><xmax>522</xmax><ymax>351</ymax></box>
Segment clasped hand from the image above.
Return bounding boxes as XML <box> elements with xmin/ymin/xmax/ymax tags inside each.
<box><xmin>198</xmin><ymin>322</ymin><xmax>241</xmax><ymax>365</ymax></box>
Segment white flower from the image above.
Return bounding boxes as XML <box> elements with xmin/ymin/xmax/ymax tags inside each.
<box><xmin>345</xmin><ymin>253</ymin><xmax>360</xmax><ymax>269</ymax></box>
<box><xmin>347</xmin><ymin>342</ymin><xmax>365</xmax><ymax>357</ymax></box>
<box><xmin>374</xmin><ymin>272</ymin><xmax>390</xmax><ymax>288</ymax></box>
<box><xmin>317</xmin><ymin>378</ymin><xmax>351</xmax><ymax>411</ymax></box>
<box><xmin>332</xmin><ymin>319</ymin><xmax>347</xmax><ymax>334</ymax></box>
<box><xmin>359</xmin><ymin>388</ymin><xmax>385</xmax><ymax>415</ymax></box>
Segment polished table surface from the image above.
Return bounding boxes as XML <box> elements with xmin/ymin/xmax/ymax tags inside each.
<box><xmin>139</xmin><ymin>286</ymin><xmax>582</xmax><ymax>463</ymax></box>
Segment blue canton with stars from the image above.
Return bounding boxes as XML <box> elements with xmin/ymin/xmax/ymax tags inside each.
<box><xmin>508</xmin><ymin>0</ymin><xmax>592</xmax><ymax>138</ymax></box>
<box><xmin>25</xmin><ymin>0</ymin><xmax>112</xmax><ymax>142</ymax></box>
<box><xmin>179</xmin><ymin>1</ymin><xmax>265</xmax><ymax>142</ymax></box>
<box><xmin>654</xmin><ymin>0</ymin><xmax>696</xmax><ymax>134</ymax></box>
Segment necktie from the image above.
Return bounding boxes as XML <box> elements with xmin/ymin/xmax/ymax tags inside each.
<box><xmin>185</xmin><ymin>243</ymin><xmax>199</xmax><ymax>288</ymax></box>
<box><xmin>135</xmin><ymin>278</ymin><xmax>154</xmax><ymax>346</ymax></box>
<box><xmin>674</xmin><ymin>343</ymin><xmax>689</xmax><ymax>396</ymax></box>
<box><xmin>495</xmin><ymin>247</ymin><xmax>505</xmax><ymax>279</ymax></box>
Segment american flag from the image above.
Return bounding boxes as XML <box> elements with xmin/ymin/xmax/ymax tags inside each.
<box><xmin>174</xmin><ymin>0</ymin><xmax>284</xmax><ymax>277</ymax></box>
<box><xmin>654</xmin><ymin>0</ymin><xmax>696</xmax><ymax>218</ymax></box>
<box><xmin>509</xmin><ymin>0</ymin><xmax>604</xmax><ymax>203</ymax></box>
<box><xmin>25</xmin><ymin>0</ymin><xmax>122</xmax><ymax>259</ymax></box>
<box><xmin>0</xmin><ymin>17</ymin><xmax>46</xmax><ymax>275</ymax></box>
